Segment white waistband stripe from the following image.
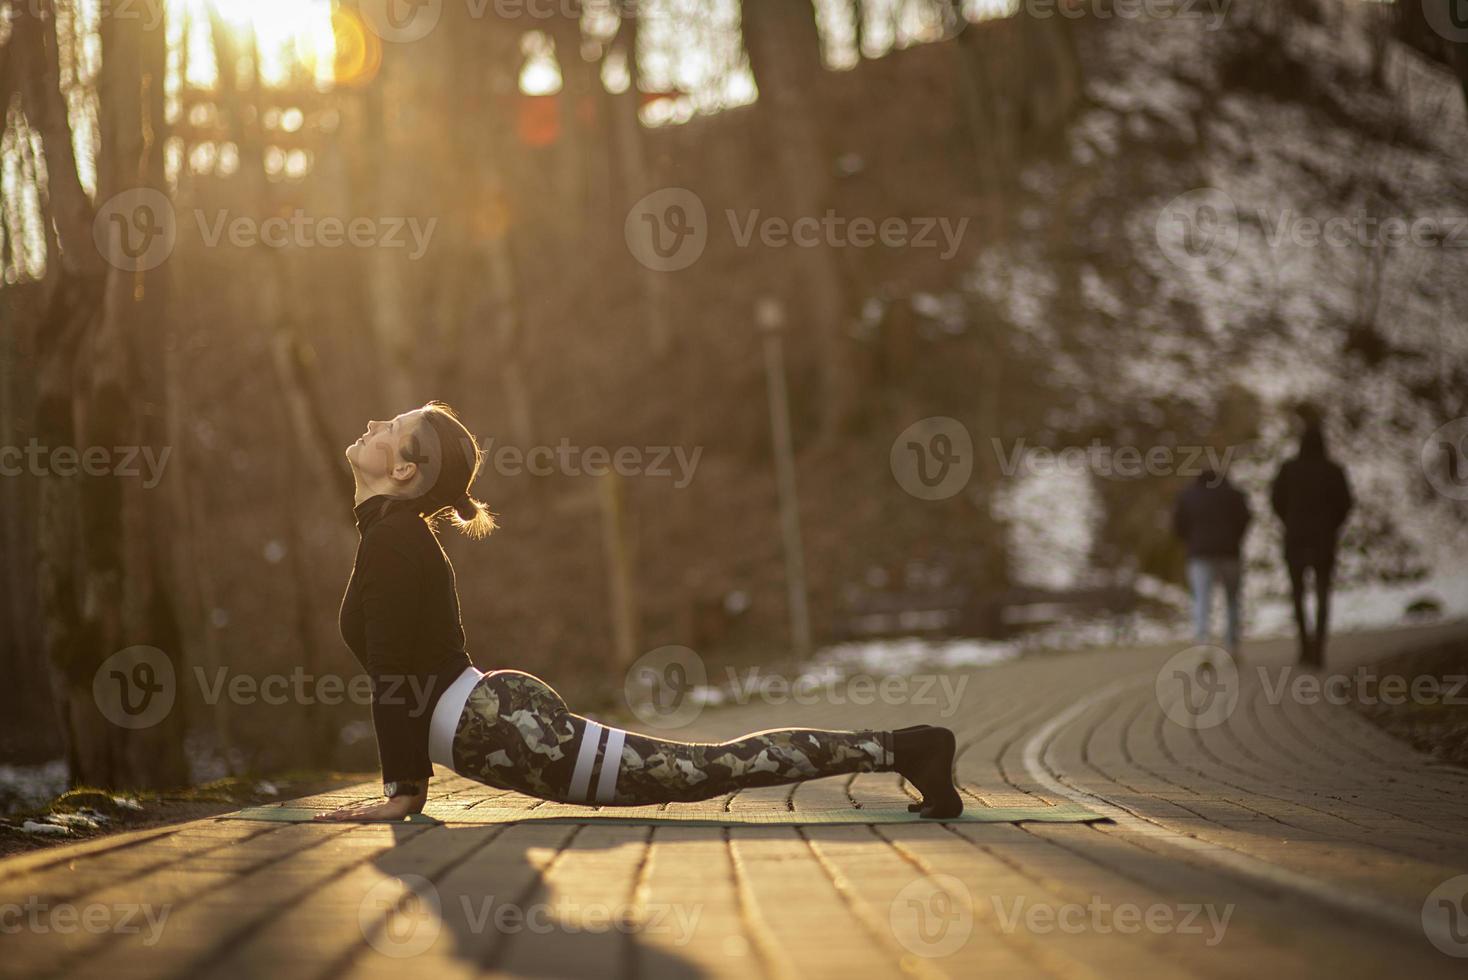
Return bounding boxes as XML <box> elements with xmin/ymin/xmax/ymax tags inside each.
<box><xmin>568</xmin><ymin>722</ymin><xmax>604</xmax><ymax>802</ymax></box>
<box><xmin>429</xmin><ymin>666</ymin><xmax>486</xmax><ymax>772</ymax></box>
<box><xmin>594</xmin><ymin>727</ymin><xmax>626</xmax><ymax>804</ymax></box>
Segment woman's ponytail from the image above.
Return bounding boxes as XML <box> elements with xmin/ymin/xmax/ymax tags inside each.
<box><xmin>450</xmin><ymin>490</ymin><xmax>497</xmax><ymax>540</ymax></box>
<box><xmin>407</xmin><ymin>402</ymin><xmax>498</xmax><ymax>540</ymax></box>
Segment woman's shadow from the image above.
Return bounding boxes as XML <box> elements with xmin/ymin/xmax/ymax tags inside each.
<box><xmin>349</xmin><ymin>821</ymin><xmax>711</xmax><ymax>978</ymax></box>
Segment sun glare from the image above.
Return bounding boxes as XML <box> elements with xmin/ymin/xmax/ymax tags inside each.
<box><xmin>167</xmin><ymin>0</ymin><xmax>338</xmax><ymax>88</ymax></box>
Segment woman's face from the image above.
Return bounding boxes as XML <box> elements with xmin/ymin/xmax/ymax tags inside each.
<box><xmin>345</xmin><ymin>409</ymin><xmax>430</xmax><ymax>495</ymax></box>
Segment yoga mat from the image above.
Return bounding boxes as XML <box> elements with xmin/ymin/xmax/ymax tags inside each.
<box><xmin>220</xmin><ymin>803</ymin><xmax>1106</xmax><ymax>826</ymax></box>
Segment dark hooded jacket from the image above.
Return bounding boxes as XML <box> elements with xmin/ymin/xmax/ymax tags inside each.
<box><xmin>1173</xmin><ymin>471</ymin><xmax>1251</xmax><ymax>559</ymax></box>
<box><xmin>1270</xmin><ymin>427</ymin><xmax>1353</xmax><ymax>555</ymax></box>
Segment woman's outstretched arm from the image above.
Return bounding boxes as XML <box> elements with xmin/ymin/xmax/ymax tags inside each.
<box><xmin>318</xmin><ymin>519</ymin><xmax>435</xmax><ymax>820</ymax></box>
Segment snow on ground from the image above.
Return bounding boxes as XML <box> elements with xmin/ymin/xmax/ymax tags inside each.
<box><xmin>962</xmin><ymin>4</ymin><xmax>1468</xmax><ymax>637</ymax></box>
<box><xmin>0</xmin><ymin>760</ymin><xmax>68</xmax><ymax>818</ymax></box>
<box><xmin>991</xmin><ymin>455</ymin><xmax>1104</xmax><ymax>591</ymax></box>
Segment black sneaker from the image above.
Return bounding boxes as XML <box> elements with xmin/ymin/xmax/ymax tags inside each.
<box><xmin>893</xmin><ymin>726</ymin><xmax>963</xmax><ymax>819</ymax></box>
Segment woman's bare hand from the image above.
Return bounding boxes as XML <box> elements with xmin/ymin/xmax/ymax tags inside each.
<box><xmin>313</xmin><ymin>790</ymin><xmax>426</xmax><ymax>822</ymax></box>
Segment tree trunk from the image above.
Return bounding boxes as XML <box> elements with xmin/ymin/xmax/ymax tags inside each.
<box><xmin>19</xmin><ymin>1</ymin><xmax>189</xmax><ymax>789</ymax></box>
<box><xmin>742</xmin><ymin>0</ymin><xmax>853</xmax><ymax>441</ymax></box>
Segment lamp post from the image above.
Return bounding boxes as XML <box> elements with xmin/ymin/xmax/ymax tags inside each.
<box><xmin>757</xmin><ymin>297</ymin><xmax>813</xmax><ymax>660</ymax></box>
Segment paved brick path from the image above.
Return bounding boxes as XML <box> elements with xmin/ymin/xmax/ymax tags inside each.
<box><xmin>5</xmin><ymin>623</ymin><xmax>1467</xmax><ymax>978</ymax></box>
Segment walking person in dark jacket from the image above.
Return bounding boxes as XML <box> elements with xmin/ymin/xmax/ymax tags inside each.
<box><xmin>1271</xmin><ymin>422</ymin><xmax>1352</xmax><ymax>666</ymax></box>
<box><xmin>1173</xmin><ymin>467</ymin><xmax>1252</xmax><ymax>657</ymax></box>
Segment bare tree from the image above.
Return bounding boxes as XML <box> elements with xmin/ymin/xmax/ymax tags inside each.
<box><xmin>742</xmin><ymin>0</ymin><xmax>854</xmax><ymax>440</ymax></box>
<box><xmin>13</xmin><ymin>1</ymin><xmax>188</xmax><ymax>788</ymax></box>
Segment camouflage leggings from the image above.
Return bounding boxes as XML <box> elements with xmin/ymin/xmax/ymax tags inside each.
<box><xmin>451</xmin><ymin>670</ymin><xmax>894</xmax><ymax>805</ymax></box>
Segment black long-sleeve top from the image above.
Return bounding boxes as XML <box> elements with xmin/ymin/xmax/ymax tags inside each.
<box><xmin>339</xmin><ymin>495</ymin><xmax>472</xmax><ymax>783</ymax></box>
<box><xmin>1172</xmin><ymin>474</ymin><xmax>1252</xmax><ymax>559</ymax></box>
<box><xmin>1271</xmin><ymin>454</ymin><xmax>1353</xmax><ymax>551</ymax></box>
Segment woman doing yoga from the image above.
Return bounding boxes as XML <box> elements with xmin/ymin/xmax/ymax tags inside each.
<box><xmin>314</xmin><ymin>403</ymin><xmax>962</xmax><ymax>822</ymax></box>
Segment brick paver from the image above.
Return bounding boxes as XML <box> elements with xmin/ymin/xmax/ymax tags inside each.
<box><xmin>4</xmin><ymin>622</ymin><xmax>1466</xmax><ymax>978</ymax></box>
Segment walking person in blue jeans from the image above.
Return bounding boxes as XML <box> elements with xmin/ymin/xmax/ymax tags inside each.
<box><xmin>1173</xmin><ymin>466</ymin><xmax>1252</xmax><ymax>657</ymax></box>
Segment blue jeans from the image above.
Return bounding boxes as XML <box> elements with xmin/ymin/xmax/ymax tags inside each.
<box><xmin>1187</xmin><ymin>557</ymin><xmax>1242</xmax><ymax>653</ymax></box>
